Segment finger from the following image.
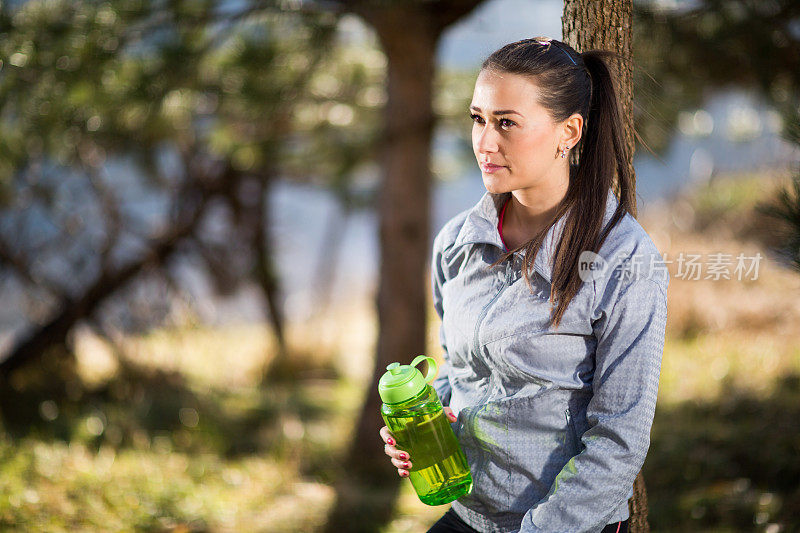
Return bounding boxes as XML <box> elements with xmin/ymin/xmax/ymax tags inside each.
<box><xmin>398</xmin><ymin>467</ymin><xmax>410</xmax><ymax>478</ymax></box>
<box><xmin>391</xmin><ymin>457</ymin><xmax>412</xmax><ymax>470</ymax></box>
<box><xmin>384</xmin><ymin>443</ymin><xmax>397</xmax><ymax>457</ymax></box>
<box><xmin>384</xmin><ymin>443</ymin><xmax>410</xmax><ymax>461</ymax></box>
<box><xmin>443</xmin><ymin>407</ymin><xmax>457</xmax><ymax>422</ymax></box>
<box><xmin>379</xmin><ymin>426</ymin><xmax>397</xmax><ymax>446</ymax></box>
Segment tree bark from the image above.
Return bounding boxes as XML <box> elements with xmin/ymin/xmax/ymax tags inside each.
<box><xmin>563</xmin><ymin>1</ymin><xmax>649</xmax><ymax>531</ymax></box>
<box><xmin>563</xmin><ymin>0</ymin><xmax>637</xmax><ymax>216</ymax></box>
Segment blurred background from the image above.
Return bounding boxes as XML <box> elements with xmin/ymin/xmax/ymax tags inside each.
<box><xmin>0</xmin><ymin>0</ymin><xmax>798</xmax><ymax>531</ymax></box>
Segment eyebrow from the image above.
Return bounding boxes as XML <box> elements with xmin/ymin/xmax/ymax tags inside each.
<box><xmin>469</xmin><ymin>105</ymin><xmax>523</xmax><ymax>117</ymax></box>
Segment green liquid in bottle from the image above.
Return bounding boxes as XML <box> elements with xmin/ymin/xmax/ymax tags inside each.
<box><xmin>383</xmin><ymin>408</ymin><xmax>472</xmax><ymax>505</ymax></box>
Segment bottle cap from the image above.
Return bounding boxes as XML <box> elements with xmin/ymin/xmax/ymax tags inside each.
<box><xmin>378</xmin><ymin>355</ymin><xmax>438</xmax><ymax>405</ymax></box>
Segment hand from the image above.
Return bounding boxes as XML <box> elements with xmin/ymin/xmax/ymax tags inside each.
<box><xmin>379</xmin><ymin>406</ymin><xmax>458</xmax><ymax>478</ymax></box>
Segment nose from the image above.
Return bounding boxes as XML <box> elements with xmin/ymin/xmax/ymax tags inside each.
<box><xmin>474</xmin><ymin>123</ymin><xmax>500</xmax><ymax>155</ymax></box>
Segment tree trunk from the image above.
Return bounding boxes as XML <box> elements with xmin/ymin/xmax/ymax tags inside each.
<box><xmin>563</xmin><ymin>2</ymin><xmax>649</xmax><ymax>531</ymax></box>
<box><xmin>563</xmin><ymin>0</ymin><xmax>637</xmax><ymax>216</ymax></box>
<box><xmin>323</xmin><ymin>2</ymin><xmax>482</xmax><ymax>531</ymax></box>
<box><xmin>253</xmin><ymin>175</ymin><xmax>289</xmax><ymax>373</ymax></box>
<box><xmin>324</xmin><ymin>16</ymin><xmax>437</xmax><ymax>533</ymax></box>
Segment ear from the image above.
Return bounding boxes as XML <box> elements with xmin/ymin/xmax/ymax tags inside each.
<box><xmin>560</xmin><ymin>113</ymin><xmax>583</xmax><ymax>150</ymax></box>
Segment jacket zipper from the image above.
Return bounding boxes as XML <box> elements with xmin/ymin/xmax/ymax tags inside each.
<box><xmin>565</xmin><ymin>408</ymin><xmax>580</xmax><ymax>455</ymax></box>
<box><xmin>472</xmin><ymin>259</ymin><xmax>515</xmax><ymax>404</ymax></box>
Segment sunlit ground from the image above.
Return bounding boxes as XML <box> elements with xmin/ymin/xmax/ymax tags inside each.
<box><xmin>1</xmin><ymin>169</ymin><xmax>798</xmax><ymax>532</ymax></box>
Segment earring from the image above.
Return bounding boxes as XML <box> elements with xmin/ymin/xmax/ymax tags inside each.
<box><xmin>560</xmin><ymin>146</ymin><xmax>570</xmax><ymax>159</ymax></box>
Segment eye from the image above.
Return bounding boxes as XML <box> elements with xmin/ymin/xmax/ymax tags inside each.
<box><xmin>498</xmin><ymin>118</ymin><xmax>516</xmax><ymax>129</ymax></box>
<box><xmin>469</xmin><ymin>113</ymin><xmax>484</xmax><ymax>124</ymax></box>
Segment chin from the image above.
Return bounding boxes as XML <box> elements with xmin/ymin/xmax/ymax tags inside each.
<box><xmin>482</xmin><ymin>175</ymin><xmax>513</xmax><ymax>195</ymax></box>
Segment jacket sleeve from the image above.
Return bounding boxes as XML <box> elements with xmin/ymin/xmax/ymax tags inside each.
<box><xmin>431</xmin><ymin>231</ymin><xmax>453</xmax><ymax>407</ymax></box>
<box><xmin>433</xmin><ymin>363</ymin><xmax>452</xmax><ymax>407</ymax></box>
<box><xmin>519</xmin><ymin>277</ymin><xmax>668</xmax><ymax>533</ymax></box>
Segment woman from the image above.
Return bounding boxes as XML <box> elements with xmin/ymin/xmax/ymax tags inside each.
<box><xmin>379</xmin><ymin>37</ymin><xmax>668</xmax><ymax>533</ymax></box>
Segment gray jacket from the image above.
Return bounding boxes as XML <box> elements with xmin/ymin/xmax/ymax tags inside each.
<box><xmin>431</xmin><ymin>189</ymin><xmax>669</xmax><ymax>533</ymax></box>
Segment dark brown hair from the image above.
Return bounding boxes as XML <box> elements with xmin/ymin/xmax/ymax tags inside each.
<box><xmin>481</xmin><ymin>37</ymin><xmax>635</xmax><ymax>328</ymax></box>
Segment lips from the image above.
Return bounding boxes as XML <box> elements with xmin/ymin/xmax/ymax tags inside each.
<box><xmin>481</xmin><ymin>162</ymin><xmax>506</xmax><ymax>173</ymax></box>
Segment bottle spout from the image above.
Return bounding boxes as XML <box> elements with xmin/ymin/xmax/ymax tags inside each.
<box><xmin>386</xmin><ymin>362</ymin><xmax>402</xmax><ymax>375</ymax></box>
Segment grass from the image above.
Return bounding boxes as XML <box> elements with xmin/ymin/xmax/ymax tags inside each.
<box><xmin>0</xmin><ymin>437</ymin><xmax>310</xmax><ymax>531</ymax></box>
<box><xmin>0</xmin><ymin>315</ymin><xmax>365</xmax><ymax>532</ymax></box>
<box><xmin>1</xmin><ymin>168</ymin><xmax>799</xmax><ymax>532</ymax></box>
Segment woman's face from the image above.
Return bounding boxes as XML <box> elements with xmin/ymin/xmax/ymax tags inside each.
<box><xmin>470</xmin><ymin>69</ymin><xmax>580</xmax><ymax>195</ymax></box>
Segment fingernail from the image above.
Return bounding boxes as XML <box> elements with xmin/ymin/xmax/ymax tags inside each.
<box><xmin>399</xmin><ymin>452</ymin><xmax>408</xmax><ymax>460</ymax></box>
<box><xmin>400</xmin><ymin>471</ymin><xmax>408</xmax><ymax>477</ymax></box>
<box><xmin>387</xmin><ymin>438</ymin><xmax>395</xmax><ymax>445</ymax></box>
<box><xmin>403</xmin><ymin>461</ymin><xmax>410</xmax><ymax>468</ymax></box>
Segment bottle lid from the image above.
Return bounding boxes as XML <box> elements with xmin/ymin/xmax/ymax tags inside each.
<box><xmin>378</xmin><ymin>355</ymin><xmax>438</xmax><ymax>405</ymax></box>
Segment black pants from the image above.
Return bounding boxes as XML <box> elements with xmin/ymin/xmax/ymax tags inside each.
<box><xmin>427</xmin><ymin>507</ymin><xmax>629</xmax><ymax>533</ymax></box>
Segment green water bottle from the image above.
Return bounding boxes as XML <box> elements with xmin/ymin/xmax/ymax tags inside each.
<box><xmin>378</xmin><ymin>355</ymin><xmax>472</xmax><ymax>506</ymax></box>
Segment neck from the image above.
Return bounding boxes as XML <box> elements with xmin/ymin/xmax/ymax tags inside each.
<box><xmin>506</xmin><ymin>167</ymin><xmax>570</xmax><ymax>238</ymax></box>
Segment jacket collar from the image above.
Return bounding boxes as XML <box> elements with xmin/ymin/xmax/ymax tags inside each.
<box><xmin>451</xmin><ymin>188</ymin><xmax>620</xmax><ymax>284</ymax></box>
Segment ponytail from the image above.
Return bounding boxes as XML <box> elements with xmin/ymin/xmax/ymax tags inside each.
<box><xmin>577</xmin><ymin>50</ymin><xmax>636</xmax><ymax>251</ymax></box>
<box><xmin>580</xmin><ymin>50</ymin><xmax>636</xmax><ymax>221</ymax></box>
